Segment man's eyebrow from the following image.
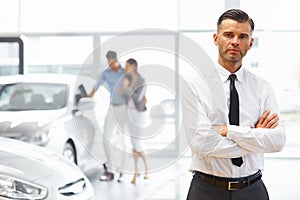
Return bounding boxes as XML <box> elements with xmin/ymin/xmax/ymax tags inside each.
<box><xmin>222</xmin><ymin>31</ymin><xmax>250</xmax><ymax>35</ymax></box>
<box><xmin>222</xmin><ymin>31</ymin><xmax>233</xmax><ymax>34</ymax></box>
<box><xmin>240</xmin><ymin>33</ymin><xmax>250</xmax><ymax>36</ymax></box>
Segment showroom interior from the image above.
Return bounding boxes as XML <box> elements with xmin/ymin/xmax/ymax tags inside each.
<box><xmin>0</xmin><ymin>0</ymin><xmax>300</xmax><ymax>199</ymax></box>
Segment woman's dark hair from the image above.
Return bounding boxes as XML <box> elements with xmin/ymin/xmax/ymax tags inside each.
<box><xmin>217</xmin><ymin>9</ymin><xmax>254</xmax><ymax>32</ymax></box>
<box><xmin>126</xmin><ymin>58</ymin><xmax>138</xmax><ymax>67</ymax></box>
<box><xmin>126</xmin><ymin>58</ymin><xmax>138</xmax><ymax>73</ymax></box>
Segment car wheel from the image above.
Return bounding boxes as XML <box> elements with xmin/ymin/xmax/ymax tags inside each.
<box><xmin>63</xmin><ymin>142</ymin><xmax>78</xmax><ymax>165</ymax></box>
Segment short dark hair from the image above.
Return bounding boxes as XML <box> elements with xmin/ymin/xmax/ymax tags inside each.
<box><xmin>217</xmin><ymin>9</ymin><xmax>254</xmax><ymax>32</ymax></box>
<box><xmin>106</xmin><ymin>50</ymin><xmax>117</xmax><ymax>60</ymax></box>
<box><xmin>126</xmin><ymin>58</ymin><xmax>138</xmax><ymax>67</ymax></box>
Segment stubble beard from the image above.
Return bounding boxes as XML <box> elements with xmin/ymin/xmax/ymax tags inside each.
<box><xmin>220</xmin><ymin>48</ymin><xmax>246</xmax><ymax>65</ymax></box>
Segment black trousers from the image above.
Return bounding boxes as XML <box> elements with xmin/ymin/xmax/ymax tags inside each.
<box><xmin>187</xmin><ymin>173</ymin><xmax>269</xmax><ymax>200</ymax></box>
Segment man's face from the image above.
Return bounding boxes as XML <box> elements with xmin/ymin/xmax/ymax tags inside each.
<box><xmin>213</xmin><ymin>19</ymin><xmax>254</xmax><ymax>64</ymax></box>
<box><xmin>108</xmin><ymin>58</ymin><xmax>119</xmax><ymax>69</ymax></box>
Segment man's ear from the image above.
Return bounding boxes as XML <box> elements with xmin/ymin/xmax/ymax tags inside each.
<box><xmin>213</xmin><ymin>33</ymin><xmax>219</xmax><ymax>46</ymax></box>
<box><xmin>248</xmin><ymin>37</ymin><xmax>254</xmax><ymax>50</ymax></box>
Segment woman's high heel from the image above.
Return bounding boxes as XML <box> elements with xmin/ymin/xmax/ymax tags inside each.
<box><xmin>131</xmin><ymin>173</ymin><xmax>140</xmax><ymax>184</ymax></box>
<box><xmin>144</xmin><ymin>171</ymin><xmax>149</xmax><ymax>179</ymax></box>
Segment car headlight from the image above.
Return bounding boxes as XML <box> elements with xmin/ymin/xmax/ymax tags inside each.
<box><xmin>23</xmin><ymin>129</ymin><xmax>51</xmax><ymax>146</ymax></box>
<box><xmin>31</xmin><ymin>130</ymin><xmax>50</xmax><ymax>146</ymax></box>
<box><xmin>0</xmin><ymin>175</ymin><xmax>48</xmax><ymax>199</ymax></box>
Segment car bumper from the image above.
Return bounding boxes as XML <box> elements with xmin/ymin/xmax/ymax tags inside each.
<box><xmin>46</xmin><ymin>184</ymin><xmax>95</xmax><ymax>200</ymax></box>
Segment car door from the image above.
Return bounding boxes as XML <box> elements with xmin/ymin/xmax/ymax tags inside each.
<box><xmin>64</xmin><ymin>84</ymin><xmax>96</xmax><ymax>167</ymax></box>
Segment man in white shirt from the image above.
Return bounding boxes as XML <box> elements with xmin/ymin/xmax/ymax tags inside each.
<box><xmin>184</xmin><ymin>9</ymin><xmax>286</xmax><ymax>200</ymax></box>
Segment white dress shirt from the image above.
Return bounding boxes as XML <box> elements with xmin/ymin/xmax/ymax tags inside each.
<box><xmin>182</xmin><ymin>64</ymin><xmax>286</xmax><ymax>178</ymax></box>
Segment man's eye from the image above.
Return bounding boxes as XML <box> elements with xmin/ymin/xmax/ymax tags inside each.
<box><xmin>240</xmin><ymin>34</ymin><xmax>249</xmax><ymax>39</ymax></box>
<box><xmin>224</xmin><ymin>33</ymin><xmax>233</xmax><ymax>38</ymax></box>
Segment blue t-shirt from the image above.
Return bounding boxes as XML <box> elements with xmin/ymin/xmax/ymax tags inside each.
<box><xmin>94</xmin><ymin>66</ymin><xmax>126</xmax><ymax>105</ymax></box>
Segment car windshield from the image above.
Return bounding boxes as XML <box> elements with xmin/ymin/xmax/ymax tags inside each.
<box><xmin>0</xmin><ymin>83</ymin><xmax>68</xmax><ymax>111</ymax></box>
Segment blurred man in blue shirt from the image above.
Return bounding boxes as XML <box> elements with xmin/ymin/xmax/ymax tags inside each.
<box><xmin>89</xmin><ymin>50</ymin><xmax>127</xmax><ymax>182</ymax></box>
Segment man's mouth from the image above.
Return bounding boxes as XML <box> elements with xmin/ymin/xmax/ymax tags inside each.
<box><xmin>227</xmin><ymin>49</ymin><xmax>240</xmax><ymax>53</ymax></box>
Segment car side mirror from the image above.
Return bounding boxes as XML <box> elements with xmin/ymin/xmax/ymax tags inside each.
<box><xmin>77</xmin><ymin>97</ymin><xmax>95</xmax><ymax>111</ymax></box>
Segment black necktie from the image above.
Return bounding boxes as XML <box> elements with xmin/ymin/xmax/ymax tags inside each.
<box><xmin>229</xmin><ymin>74</ymin><xmax>243</xmax><ymax>167</ymax></box>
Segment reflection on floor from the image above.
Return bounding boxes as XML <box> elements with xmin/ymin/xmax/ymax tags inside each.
<box><xmin>87</xmin><ymin>156</ymin><xmax>300</xmax><ymax>200</ymax></box>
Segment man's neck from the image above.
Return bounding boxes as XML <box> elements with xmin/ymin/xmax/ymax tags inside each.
<box><xmin>218</xmin><ymin>58</ymin><xmax>242</xmax><ymax>73</ymax></box>
<box><xmin>111</xmin><ymin>65</ymin><xmax>121</xmax><ymax>73</ymax></box>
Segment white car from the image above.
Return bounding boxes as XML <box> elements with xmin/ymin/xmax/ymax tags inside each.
<box><xmin>0</xmin><ymin>136</ymin><xmax>94</xmax><ymax>199</ymax></box>
<box><xmin>0</xmin><ymin>74</ymin><xmax>109</xmax><ymax>170</ymax></box>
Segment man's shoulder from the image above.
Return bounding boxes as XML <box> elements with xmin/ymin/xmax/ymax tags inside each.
<box><xmin>137</xmin><ymin>73</ymin><xmax>145</xmax><ymax>80</ymax></box>
<box><xmin>99</xmin><ymin>67</ymin><xmax>111</xmax><ymax>76</ymax></box>
<box><xmin>243</xmin><ymin>68</ymin><xmax>273</xmax><ymax>93</ymax></box>
<box><xmin>243</xmin><ymin>68</ymin><xmax>269</xmax><ymax>85</ymax></box>
<box><xmin>102</xmin><ymin>66</ymin><xmax>123</xmax><ymax>73</ymax></box>
<box><xmin>102</xmin><ymin>66</ymin><xmax>111</xmax><ymax>72</ymax></box>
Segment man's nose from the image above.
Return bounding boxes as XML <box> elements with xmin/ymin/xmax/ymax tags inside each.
<box><xmin>231</xmin><ymin>36</ymin><xmax>240</xmax><ymax>46</ymax></box>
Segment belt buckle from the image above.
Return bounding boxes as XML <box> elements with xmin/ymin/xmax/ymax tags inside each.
<box><xmin>228</xmin><ymin>181</ymin><xmax>239</xmax><ymax>190</ymax></box>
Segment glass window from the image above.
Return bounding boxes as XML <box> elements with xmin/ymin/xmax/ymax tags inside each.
<box><xmin>0</xmin><ymin>42</ymin><xmax>20</xmax><ymax>75</ymax></box>
<box><xmin>21</xmin><ymin>0</ymin><xmax>178</xmax><ymax>32</ymax></box>
<box><xmin>26</xmin><ymin>36</ymin><xmax>93</xmax><ymax>74</ymax></box>
<box><xmin>182</xmin><ymin>32</ymin><xmax>218</xmax><ymax>62</ymax></box>
<box><xmin>180</xmin><ymin>0</ymin><xmax>224</xmax><ymax>30</ymax></box>
<box><xmin>96</xmin><ymin>0</ymin><xmax>178</xmax><ymax>31</ymax></box>
<box><xmin>241</xmin><ymin>0</ymin><xmax>300</xmax><ymax>30</ymax></box>
<box><xmin>0</xmin><ymin>83</ymin><xmax>68</xmax><ymax>111</ymax></box>
<box><xmin>0</xmin><ymin>0</ymin><xmax>19</xmax><ymax>32</ymax></box>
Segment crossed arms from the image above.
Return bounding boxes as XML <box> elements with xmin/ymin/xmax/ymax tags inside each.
<box><xmin>182</xmin><ymin>81</ymin><xmax>286</xmax><ymax>159</ymax></box>
<box><xmin>214</xmin><ymin>110</ymin><xmax>279</xmax><ymax>137</ymax></box>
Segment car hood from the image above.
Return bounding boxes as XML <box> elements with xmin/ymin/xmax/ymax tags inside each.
<box><xmin>0</xmin><ymin>108</ymin><xmax>67</xmax><ymax>126</ymax></box>
<box><xmin>0</xmin><ymin>137</ymin><xmax>86</xmax><ymax>187</ymax></box>
<box><xmin>0</xmin><ymin>109</ymin><xmax>67</xmax><ymax>138</ymax></box>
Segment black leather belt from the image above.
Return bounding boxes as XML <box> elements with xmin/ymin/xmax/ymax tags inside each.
<box><xmin>111</xmin><ymin>103</ymin><xmax>123</xmax><ymax>106</ymax></box>
<box><xmin>194</xmin><ymin>170</ymin><xmax>262</xmax><ymax>190</ymax></box>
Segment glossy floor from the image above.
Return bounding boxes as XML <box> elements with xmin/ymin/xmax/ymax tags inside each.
<box><xmin>87</xmin><ymin>156</ymin><xmax>300</xmax><ymax>200</ymax></box>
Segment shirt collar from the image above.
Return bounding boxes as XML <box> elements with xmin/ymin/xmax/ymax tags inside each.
<box><xmin>215</xmin><ymin>62</ymin><xmax>245</xmax><ymax>84</ymax></box>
